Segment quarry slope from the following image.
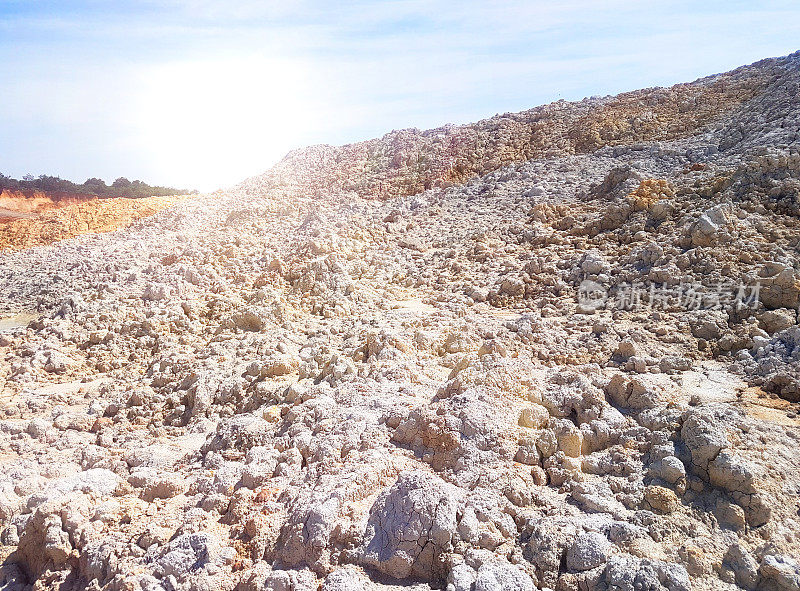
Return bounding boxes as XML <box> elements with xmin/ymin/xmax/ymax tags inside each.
<box><xmin>0</xmin><ymin>192</ymin><xmax>189</xmax><ymax>252</ymax></box>
<box><xmin>0</xmin><ymin>52</ymin><xmax>799</xmax><ymax>591</ymax></box>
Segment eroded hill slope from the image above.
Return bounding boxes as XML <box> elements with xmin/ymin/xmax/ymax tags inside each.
<box><xmin>0</xmin><ymin>192</ymin><xmax>189</xmax><ymax>251</ymax></box>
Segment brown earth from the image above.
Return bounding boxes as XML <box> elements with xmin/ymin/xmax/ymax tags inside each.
<box><xmin>0</xmin><ymin>192</ymin><xmax>191</xmax><ymax>251</ymax></box>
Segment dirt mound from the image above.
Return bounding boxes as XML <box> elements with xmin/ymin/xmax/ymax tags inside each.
<box><xmin>0</xmin><ymin>193</ymin><xmax>190</xmax><ymax>251</ymax></box>
<box><xmin>241</xmin><ymin>52</ymin><xmax>797</xmax><ymax>202</ymax></box>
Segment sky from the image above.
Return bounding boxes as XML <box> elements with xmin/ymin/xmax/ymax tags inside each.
<box><xmin>1</xmin><ymin>1</ymin><xmax>799</xmax><ymax>192</ymax></box>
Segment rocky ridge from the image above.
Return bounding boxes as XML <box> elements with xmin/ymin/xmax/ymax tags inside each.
<box><xmin>0</xmin><ymin>52</ymin><xmax>799</xmax><ymax>591</ymax></box>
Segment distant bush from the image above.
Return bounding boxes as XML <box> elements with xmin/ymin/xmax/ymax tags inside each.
<box><xmin>0</xmin><ymin>172</ymin><xmax>196</xmax><ymax>199</ymax></box>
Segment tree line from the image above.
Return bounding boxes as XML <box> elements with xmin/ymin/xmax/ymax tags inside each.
<box><xmin>0</xmin><ymin>173</ymin><xmax>197</xmax><ymax>199</ymax></box>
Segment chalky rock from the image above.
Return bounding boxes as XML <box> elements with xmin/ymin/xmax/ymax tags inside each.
<box><xmin>361</xmin><ymin>471</ymin><xmax>463</xmax><ymax>581</ymax></box>
<box><xmin>566</xmin><ymin>532</ymin><xmax>612</xmax><ymax>572</ymax></box>
<box><xmin>474</xmin><ymin>560</ymin><xmax>536</xmax><ymax>591</ymax></box>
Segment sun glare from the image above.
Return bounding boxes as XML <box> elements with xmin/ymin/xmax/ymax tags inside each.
<box><xmin>133</xmin><ymin>56</ymin><xmax>317</xmax><ymax>191</ymax></box>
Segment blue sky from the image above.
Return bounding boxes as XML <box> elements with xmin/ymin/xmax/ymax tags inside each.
<box><xmin>1</xmin><ymin>1</ymin><xmax>799</xmax><ymax>191</ymax></box>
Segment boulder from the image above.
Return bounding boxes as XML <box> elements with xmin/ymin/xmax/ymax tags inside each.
<box><xmin>361</xmin><ymin>470</ymin><xmax>464</xmax><ymax>581</ymax></box>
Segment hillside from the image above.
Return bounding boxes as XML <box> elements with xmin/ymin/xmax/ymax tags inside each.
<box><xmin>241</xmin><ymin>52</ymin><xmax>795</xmax><ymax>200</ymax></box>
<box><xmin>0</xmin><ymin>175</ymin><xmax>197</xmax><ymax>251</ymax></box>
<box><xmin>0</xmin><ymin>52</ymin><xmax>799</xmax><ymax>591</ymax></box>
<box><xmin>0</xmin><ymin>191</ymin><xmax>190</xmax><ymax>251</ymax></box>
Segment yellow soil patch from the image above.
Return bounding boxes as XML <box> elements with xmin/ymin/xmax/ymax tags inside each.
<box><xmin>0</xmin><ymin>194</ymin><xmax>190</xmax><ymax>251</ymax></box>
<box><xmin>627</xmin><ymin>179</ymin><xmax>675</xmax><ymax>210</ymax></box>
<box><xmin>740</xmin><ymin>386</ymin><xmax>800</xmax><ymax>427</ymax></box>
